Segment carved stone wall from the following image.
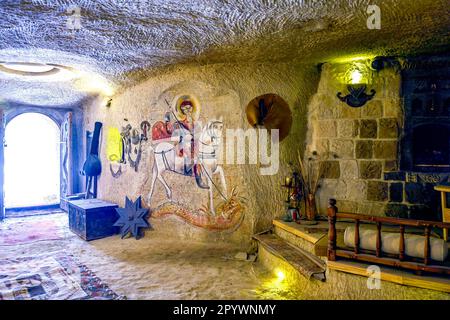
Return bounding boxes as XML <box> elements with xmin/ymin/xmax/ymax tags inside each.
<box><xmin>306</xmin><ymin>60</ymin><xmax>446</xmax><ymax>220</ymax></box>
<box><xmin>306</xmin><ymin>62</ymin><xmax>400</xmax><ymax>217</ymax></box>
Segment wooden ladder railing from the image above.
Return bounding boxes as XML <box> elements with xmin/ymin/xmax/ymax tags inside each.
<box><xmin>327</xmin><ymin>199</ymin><xmax>450</xmax><ymax>275</ymax></box>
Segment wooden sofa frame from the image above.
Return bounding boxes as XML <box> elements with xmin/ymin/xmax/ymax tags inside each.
<box><xmin>327</xmin><ymin>199</ymin><xmax>450</xmax><ymax>275</ymax></box>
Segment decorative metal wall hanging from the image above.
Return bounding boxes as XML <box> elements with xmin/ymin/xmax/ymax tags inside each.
<box><xmin>140</xmin><ymin>121</ymin><xmax>150</xmax><ymax>140</ymax></box>
<box><xmin>107</xmin><ymin>126</ymin><xmax>125</xmax><ymax>178</ymax></box>
<box><xmin>110</xmin><ymin>164</ymin><xmax>123</xmax><ymax>178</ymax></box>
<box><xmin>337</xmin><ymin>85</ymin><xmax>376</xmax><ymax>108</ymax></box>
<box><xmin>112</xmin><ymin>120</ymin><xmax>150</xmax><ymax>176</ymax></box>
<box><xmin>245</xmin><ymin>93</ymin><xmax>292</xmax><ymax>141</ymax></box>
<box><xmin>114</xmin><ymin>196</ymin><xmax>150</xmax><ymax>239</ymax></box>
<box><xmin>336</xmin><ymin>57</ymin><xmax>396</xmax><ymax>108</ymax></box>
<box><xmin>82</xmin><ymin>122</ymin><xmax>102</xmax><ymax>198</ymax></box>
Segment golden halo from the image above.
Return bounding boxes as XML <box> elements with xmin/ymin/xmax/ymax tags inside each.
<box><xmin>174</xmin><ymin>94</ymin><xmax>201</xmax><ymax>121</ymax></box>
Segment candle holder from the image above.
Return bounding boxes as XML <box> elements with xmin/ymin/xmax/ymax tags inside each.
<box><xmin>282</xmin><ymin>172</ymin><xmax>302</xmax><ymax>222</ymax></box>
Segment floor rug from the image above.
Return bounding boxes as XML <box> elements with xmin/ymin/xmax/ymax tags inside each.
<box><xmin>0</xmin><ymin>252</ymin><xmax>125</xmax><ymax>300</ymax></box>
<box><xmin>0</xmin><ymin>213</ymin><xmax>69</xmax><ymax>245</ymax></box>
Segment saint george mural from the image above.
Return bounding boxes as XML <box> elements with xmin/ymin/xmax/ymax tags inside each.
<box><xmin>107</xmin><ymin>94</ymin><xmax>245</xmax><ymax>231</ymax></box>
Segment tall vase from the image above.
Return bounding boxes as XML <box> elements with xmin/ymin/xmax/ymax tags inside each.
<box><xmin>306</xmin><ymin>193</ymin><xmax>317</xmax><ymax>221</ymax></box>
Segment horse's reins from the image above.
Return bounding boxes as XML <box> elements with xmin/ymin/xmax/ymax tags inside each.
<box><xmin>198</xmin><ymin>156</ymin><xmax>228</xmax><ymax>202</ymax></box>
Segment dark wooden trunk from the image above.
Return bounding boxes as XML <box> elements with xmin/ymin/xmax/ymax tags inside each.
<box><xmin>68</xmin><ymin>199</ymin><xmax>119</xmax><ymax>241</ymax></box>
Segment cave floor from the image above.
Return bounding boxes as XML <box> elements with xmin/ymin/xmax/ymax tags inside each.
<box><xmin>1</xmin><ymin>212</ymin><xmax>448</xmax><ymax>300</ymax></box>
<box><xmin>0</xmin><ymin>212</ymin><xmax>298</xmax><ymax>300</ymax></box>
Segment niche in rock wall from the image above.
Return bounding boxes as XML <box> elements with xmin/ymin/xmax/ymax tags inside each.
<box><xmin>245</xmin><ymin>93</ymin><xmax>292</xmax><ymax>141</ymax></box>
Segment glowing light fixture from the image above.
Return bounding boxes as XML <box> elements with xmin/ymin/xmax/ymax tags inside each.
<box><xmin>0</xmin><ymin>61</ymin><xmax>77</xmax><ymax>82</ymax></box>
<box><xmin>0</xmin><ymin>61</ymin><xmax>115</xmax><ymax>100</ymax></box>
<box><xmin>350</xmin><ymin>69</ymin><xmax>363</xmax><ymax>85</ymax></box>
<box><xmin>73</xmin><ymin>71</ymin><xmax>115</xmax><ymax>97</ymax></box>
<box><xmin>1</xmin><ymin>62</ymin><xmax>54</xmax><ymax>74</ymax></box>
<box><xmin>337</xmin><ymin>61</ymin><xmax>376</xmax><ymax>108</ymax></box>
<box><xmin>276</xmin><ymin>270</ymin><xmax>285</xmax><ymax>281</ymax></box>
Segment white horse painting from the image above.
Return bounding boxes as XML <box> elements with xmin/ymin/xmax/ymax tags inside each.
<box><xmin>147</xmin><ymin>119</ymin><xmax>227</xmax><ymax>215</ymax></box>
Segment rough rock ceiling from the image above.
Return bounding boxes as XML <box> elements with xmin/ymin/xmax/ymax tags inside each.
<box><xmin>0</xmin><ymin>0</ymin><xmax>449</xmax><ymax>107</ymax></box>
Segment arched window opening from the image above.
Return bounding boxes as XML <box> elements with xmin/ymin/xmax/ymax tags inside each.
<box><xmin>4</xmin><ymin>113</ymin><xmax>60</xmax><ymax>208</ymax></box>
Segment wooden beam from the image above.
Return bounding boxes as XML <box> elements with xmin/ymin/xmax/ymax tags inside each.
<box><xmin>253</xmin><ymin>233</ymin><xmax>326</xmax><ymax>281</ymax></box>
<box><xmin>335</xmin><ymin>212</ymin><xmax>450</xmax><ymax>229</ymax></box>
<box><xmin>335</xmin><ymin>250</ymin><xmax>450</xmax><ymax>275</ymax></box>
<box><xmin>328</xmin><ymin>260</ymin><xmax>450</xmax><ymax>293</ymax></box>
<box><xmin>376</xmin><ymin>222</ymin><xmax>382</xmax><ymax>258</ymax></box>
<box><xmin>327</xmin><ymin>200</ymin><xmax>337</xmax><ymax>261</ymax></box>
<box><xmin>399</xmin><ymin>225</ymin><xmax>405</xmax><ymax>261</ymax></box>
<box><xmin>272</xmin><ymin>219</ymin><xmax>326</xmax><ymax>244</ymax></box>
<box><xmin>354</xmin><ymin>219</ymin><xmax>360</xmax><ymax>254</ymax></box>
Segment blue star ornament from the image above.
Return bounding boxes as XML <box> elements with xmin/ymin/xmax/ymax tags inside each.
<box><xmin>114</xmin><ymin>196</ymin><xmax>150</xmax><ymax>239</ymax></box>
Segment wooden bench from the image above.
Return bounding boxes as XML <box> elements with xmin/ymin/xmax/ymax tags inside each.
<box><xmin>327</xmin><ymin>199</ymin><xmax>450</xmax><ymax>276</ymax></box>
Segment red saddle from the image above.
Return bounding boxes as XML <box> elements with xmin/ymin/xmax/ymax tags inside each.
<box><xmin>152</xmin><ymin>121</ymin><xmax>173</xmax><ymax>141</ymax></box>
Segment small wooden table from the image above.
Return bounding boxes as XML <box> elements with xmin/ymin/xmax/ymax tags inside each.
<box><xmin>434</xmin><ymin>184</ymin><xmax>450</xmax><ymax>241</ymax></box>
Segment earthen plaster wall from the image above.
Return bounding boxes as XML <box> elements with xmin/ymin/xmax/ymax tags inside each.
<box><xmin>83</xmin><ymin>62</ymin><xmax>320</xmax><ymax>247</ymax></box>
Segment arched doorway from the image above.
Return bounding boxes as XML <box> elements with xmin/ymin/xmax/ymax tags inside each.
<box><xmin>4</xmin><ymin>113</ymin><xmax>60</xmax><ymax>208</ymax></box>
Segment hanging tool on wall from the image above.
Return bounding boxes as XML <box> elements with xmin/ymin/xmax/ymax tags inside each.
<box><xmin>107</xmin><ymin>126</ymin><xmax>125</xmax><ymax>178</ymax></box>
<box><xmin>141</xmin><ymin>120</ymin><xmax>150</xmax><ymax>141</ymax></box>
<box><xmin>120</xmin><ymin>124</ymin><xmax>131</xmax><ymax>164</ymax></box>
<box><xmin>125</xmin><ymin>120</ymin><xmax>151</xmax><ymax>172</ymax></box>
<box><xmin>117</xmin><ymin>121</ymin><xmax>151</xmax><ymax>173</ymax></box>
<box><xmin>128</xmin><ymin>128</ymin><xmax>142</xmax><ymax>171</ymax></box>
<box><xmin>245</xmin><ymin>94</ymin><xmax>293</xmax><ymax>142</ymax></box>
<box><xmin>82</xmin><ymin>122</ymin><xmax>102</xmax><ymax>198</ymax></box>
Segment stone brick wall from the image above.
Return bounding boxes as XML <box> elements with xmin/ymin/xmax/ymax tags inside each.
<box><xmin>306</xmin><ymin>62</ymin><xmax>408</xmax><ymax>217</ymax></box>
<box><xmin>307</xmin><ymin>61</ymin><xmax>445</xmax><ymax>220</ymax></box>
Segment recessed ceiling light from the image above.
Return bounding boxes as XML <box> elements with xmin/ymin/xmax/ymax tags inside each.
<box><xmin>0</xmin><ymin>62</ymin><xmax>59</xmax><ymax>76</ymax></box>
<box><xmin>0</xmin><ymin>61</ymin><xmax>77</xmax><ymax>81</ymax></box>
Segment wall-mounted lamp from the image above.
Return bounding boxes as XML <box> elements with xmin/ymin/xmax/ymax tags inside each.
<box><xmin>337</xmin><ymin>62</ymin><xmax>376</xmax><ymax>108</ymax></box>
<box><xmin>105</xmin><ymin>98</ymin><xmax>112</xmax><ymax>108</ymax></box>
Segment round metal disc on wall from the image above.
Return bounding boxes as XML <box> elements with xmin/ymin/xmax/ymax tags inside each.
<box><xmin>245</xmin><ymin>93</ymin><xmax>293</xmax><ymax>141</ymax></box>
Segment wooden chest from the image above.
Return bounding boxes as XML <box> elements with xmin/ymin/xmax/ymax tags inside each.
<box><xmin>68</xmin><ymin>199</ymin><xmax>119</xmax><ymax>241</ymax></box>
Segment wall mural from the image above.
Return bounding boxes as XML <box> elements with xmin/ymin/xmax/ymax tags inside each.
<box><xmin>146</xmin><ymin>94</ymin><xmax>245</xmax><ymax>231</ymax></box>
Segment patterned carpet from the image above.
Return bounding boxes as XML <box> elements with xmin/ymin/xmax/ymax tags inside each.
<box><xmin>0</xmin><ymin>213</ymin><xmax>70</xmax><ymax>245</ymax></box>
<box><xmin>0</xmin><ymin>252</ymin><xmax>125</xmax><ymax>300</ymax></box>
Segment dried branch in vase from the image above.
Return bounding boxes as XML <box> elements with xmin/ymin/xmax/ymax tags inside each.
<box><xmin>297</xmin><ymin>150</ymin><xmax>329</xmax><ymax>196</ymax></box>
<box><xmin>297</xmin><ymin>149</ymin><xmax>333</xmax><ymax>221</ymax></box>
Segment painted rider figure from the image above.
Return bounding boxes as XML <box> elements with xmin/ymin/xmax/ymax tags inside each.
<box><xmin>171</xmin><ymin>99</ymin><xmax>201</xmax><ymax>175</ymax></box>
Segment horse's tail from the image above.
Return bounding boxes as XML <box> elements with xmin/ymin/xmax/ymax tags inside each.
<box><xmin>194</xmin><ymin>164</ymin><xmax>210</xmax><ymax>189</ymax></box>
